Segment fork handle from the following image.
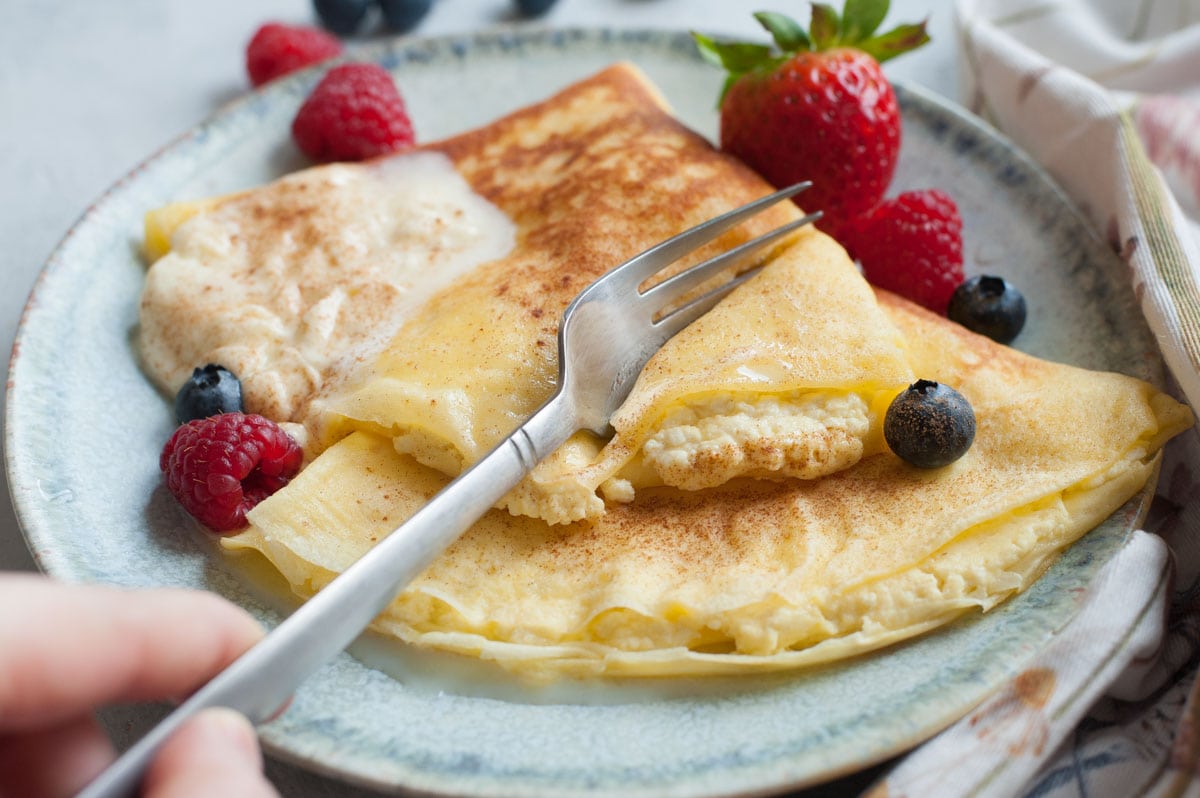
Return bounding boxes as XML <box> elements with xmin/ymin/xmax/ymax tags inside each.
<box><xmin>77</xmin><ymin>392</ymin><xmax>578</xmax><ymax>798</ymax></box>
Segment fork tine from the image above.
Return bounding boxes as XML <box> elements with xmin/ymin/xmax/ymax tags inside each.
<box><xmin>651</xmin><ymin>263</ymin><xmax>766</xmax><ymax>337</ymax></box>
<box><xmin>641</xmin><ymin>211</ymin><xmax>822</xmax><ymax>304</ymax></box>
<box><xmin>608</xmin><ymin>181</ymin><xmax>813</xmax><ymax>290</ymax></box>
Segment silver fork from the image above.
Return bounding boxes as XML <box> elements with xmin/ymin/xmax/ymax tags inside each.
<box><xmin>78</xmin><ymin>181</ymin><xmax>818</xmax><ymax>798</ymax></box>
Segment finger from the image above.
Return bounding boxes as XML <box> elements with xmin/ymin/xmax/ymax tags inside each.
<box><xmin>0</xmin><ymin>714</ymin><xmax>115</xmax><ymax>798</ymax></box>
<box><xmin>142</xmin><ymin>708</ymin><xmax>278</xmax><ymax>798</ymax></box>
<box><xmin>0</xmin><ymin>575</ymin><xmax>263</xmax><ymax>730</ymax></box>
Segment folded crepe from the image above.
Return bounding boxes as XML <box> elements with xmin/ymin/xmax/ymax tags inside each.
<box><xmin>230</xmin><ymin>287</ymin><xmax>1190</xmax><ymax>677</ymax></box>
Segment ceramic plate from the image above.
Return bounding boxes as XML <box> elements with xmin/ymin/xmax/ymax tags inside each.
<box><xmin>6</xmin><ymin>28</ymin><xmax>1165</xmax><ymax>798</ymax></box>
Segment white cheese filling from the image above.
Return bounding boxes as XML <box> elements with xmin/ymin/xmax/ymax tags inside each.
<box><xmin>636</xmin><ymin>391</ymin><xmax>873</xmax><ymax>491</ymax></box>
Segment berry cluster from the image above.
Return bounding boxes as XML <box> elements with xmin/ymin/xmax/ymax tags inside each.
<box><xmin>244</xmin><ymin>23</ymin><xmax>417</xmax><ymax>164</ymax></box>
<box><xmin>842</xmin><ymin>190</ymin><xmax>1026</xmax><ymax>343</ymax></box>
<box><xmin>161</xmin><ymin>368</ymin><xmax>302</xmax><ymax>533</ymax></box>
<box><xmin>849</xmin><ymin>193</ymin><xmax>1029</xmax><ymax>344</ymax></box>
<box><xmin>701</xmin><ymin>3</ymin><xmax>1027</xmax><ymax>343</ymax></box>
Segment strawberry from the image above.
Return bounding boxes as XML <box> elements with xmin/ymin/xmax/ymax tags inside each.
<box><xmin>693</xmin><ymin>2</ymin><xmax>929</xmax><ymax>241</ymax></box>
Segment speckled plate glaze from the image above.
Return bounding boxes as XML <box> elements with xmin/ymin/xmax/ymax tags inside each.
<box><xmin>6</xmin><ymin>28</ymin><xmax>1166</xmax><ymax>798</ymax></box>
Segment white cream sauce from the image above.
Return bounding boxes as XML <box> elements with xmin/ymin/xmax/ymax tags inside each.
<box><xmin>137</xmin><ymin>151</ymin><xmax>515</xmax><ymax>423</ymax></box>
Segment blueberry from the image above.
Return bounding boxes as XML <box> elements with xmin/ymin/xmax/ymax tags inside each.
<box><xmin>174</xmin><ymin>365</ymin><xmax>245</xmax><ymax>424</ymax></box>
<box><xmin>313</xmin><ymin>0</ymin><xmax>373</xmax><ymax>35</ymax></box>
<box><xmin>515</xmin><ymin>0</ymin><xmax>559</xmax><ymax>16</ymax></box>
<box><xmin>884</xmin><ymin>380</ymin><xmax>976</xmax><ymax>468</ymax></box>
<box><xmin>378</xmin><ymin>0</ymin><xmax>433</xmax><ymax>31</ymax></box>
<box><xmin>947</xmin><ymin>275</ymin><xmax>1027</xmax><ymax>343</ymax></box>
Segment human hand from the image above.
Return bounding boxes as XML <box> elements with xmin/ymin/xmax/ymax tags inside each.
<box><xmin>0</xmin><ymin>574</ymin><xmax>279</xmax><ymax>797</ymax></box>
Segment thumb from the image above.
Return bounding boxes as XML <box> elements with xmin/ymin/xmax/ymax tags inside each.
<box><xmin>142</xmin><ymin>708</ymin><xmax>278</xmax><ymax>798</ymax></box>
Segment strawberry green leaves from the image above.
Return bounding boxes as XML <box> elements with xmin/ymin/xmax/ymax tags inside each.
<box><xmin>809</xmin><ymin>4</ymin><xmax>840</xmax><ymax>50</ymax></box>
<box><xmin>693</xmin><ymin>35</ymin><xmax>776</xmax><ymax>74</ymax></box>
<box><xmin>842</xmin><ymin>0</ymin><xmax>889</xmax><ymax>42</ymax></box>
<box><xmin>693</xmin><ymin>0</ymin><xmax>929</xmax><ymax>72</ymax></box>
<box><xmin>753</xmin><ymin>11</ymin><xmax>810</xmax><ymax>51</ymax></box>
<box><xmin>857</xmin><ymin>22</ymin><xmax>932</xmax><ymax>62</ymax></box>
<box><xmin>692</xmin><ymin>33</ymin><xmax>783</xmax><ymax>104</ymax></box>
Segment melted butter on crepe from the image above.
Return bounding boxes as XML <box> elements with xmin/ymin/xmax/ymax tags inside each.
<box><xmin>138</xmin><ymin>152</ymin><xmax>515</xmax><ymax>422</ymax></box>
<box><xmin>229</xmin><ymin>290</ymin><xmax>1190</xmax><ymax>678</ymax></box>
<box><xmin>308</xmin><ymin>64</ymin><xmax>912</xmax><ymax>524</ymax></box>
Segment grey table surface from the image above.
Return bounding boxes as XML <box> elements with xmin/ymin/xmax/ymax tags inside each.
<box><xmin>0</xmin><ymin>0</ymin><xmax>957</xmax><ymax>794</ymax></box>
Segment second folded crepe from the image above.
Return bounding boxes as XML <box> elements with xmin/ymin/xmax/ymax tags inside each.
<box><xmin>219</xmin><ymin>63</ymin><xmax>1190</xmax><ymax>678</ymax></box>
<box><xmin>231</xmin><ymin>284</ymin><xmax>1189</xmax><ymax>677</ymax></box>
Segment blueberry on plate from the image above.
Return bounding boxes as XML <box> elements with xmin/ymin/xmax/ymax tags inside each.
<box><xmin>313</xmin><ymin>0</ymin><xmax>373</xmax><ymax>35</ymax></box>
<box><xmin>884</xmin><ymin>380</ymin><xmax>976</xmax><ymax>468</ymax></box>
<box><xmin>174</xmin><ymin>364</ymin><xmax>245</xmax><ymax>424</ymax></box>
<box><xmin>947</xmin><ymin>274</ymin><xmax>1027</xmax><ymax>343</ymax></box>
<box><xmin>379</xmin><ymin>0</ymin><xmax>433</xmax><ymax>31</ymax></box>
<box><xmin>515</xmin><ymin>0</ymin><xmax>559</xmax><ymax>16</ymax></box>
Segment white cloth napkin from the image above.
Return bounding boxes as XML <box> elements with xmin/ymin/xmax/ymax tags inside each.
<box><xmin>864</xmin><ymin>1</ymin><xmax>1200</xmax><ymax>795</ymax></box>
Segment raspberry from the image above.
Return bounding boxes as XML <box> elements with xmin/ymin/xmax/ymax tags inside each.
<box><xmin>291</xmin><ymin>63</ymin><xmax>416</xmax><ymax>163</ymax></box>
<box><xmin>843</xmin><ymin>189</ymin><xmax>965</xmax><ymax>314</ymax></box>
<box><xmin>160</xmin><ymin>413</ymin><xmax>303</xmax><ymax>533</ymax></box>
<box><xmin>246</xmin><ymin>23</ymin><xmax>342</xmax><ymax>88</ymax></box>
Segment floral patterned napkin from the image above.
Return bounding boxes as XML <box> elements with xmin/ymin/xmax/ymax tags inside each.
<box><xmin>863</xmin><ymin>1</ymin><xmax>1200</xmax><ymax>795</ymax></box>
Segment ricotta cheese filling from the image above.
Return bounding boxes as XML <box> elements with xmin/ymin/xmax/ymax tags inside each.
<box><xmin>386</xmin><ymin>389</ymin><xmax>879</xmax><ymax>524</ymax></box>
<box><xmin>582</xmin><ymin>389</ymin><xmax>880</xmax><ymax>514</ymax></box>
<box><xmin>634</xmin><ymin>391</ymin><xmax>873</xmax><ymax>491</ymax></box>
